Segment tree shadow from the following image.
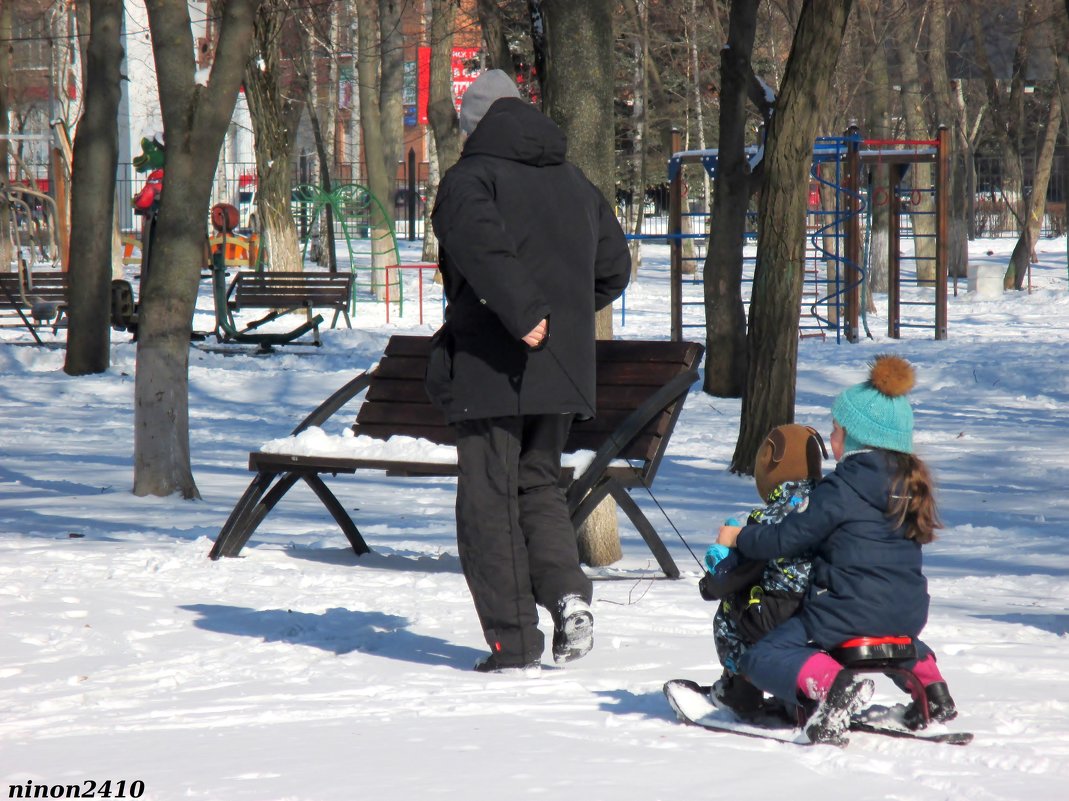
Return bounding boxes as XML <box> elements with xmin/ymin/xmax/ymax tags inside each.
<box><xmin>181</xmin><ymin>603</ymin><xmax>482</xmax><ymax>668</ymax></box>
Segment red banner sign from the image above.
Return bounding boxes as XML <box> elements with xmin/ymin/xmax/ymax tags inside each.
<box><xmin>416</xmin><ymin>46</ymin><xmax>482</xmax><ymax>125</ymax></box>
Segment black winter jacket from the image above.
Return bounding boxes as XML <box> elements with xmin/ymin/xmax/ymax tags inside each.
<box><xmin>735</xmin><ymin>450</ymin><xmax>930</xmax><ymax>649</ymax></box>
<box><xmin>427</xmin><ymin>98</ymin><xmax>631</xmax><ymax>422</ymax></box>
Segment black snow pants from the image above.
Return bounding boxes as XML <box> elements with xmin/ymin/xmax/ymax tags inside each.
<box><xmin>454</xmin><ymin>413</ymin><xmax>593</xmax><ymax>663</ymax></box>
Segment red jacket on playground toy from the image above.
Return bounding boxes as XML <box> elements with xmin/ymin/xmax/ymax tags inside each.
<box><xmin>131</xmin><ymin>135</ymin><xmax>165</xmax><ymax>214</ymax></box>
<box><xmin>132</xmin><ymin>169</ymin><xmax>163</xmax><ymax>214</ymax></box>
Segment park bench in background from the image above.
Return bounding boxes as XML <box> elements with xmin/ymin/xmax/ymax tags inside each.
<box><xmin>211</xmin><ymin>266</ymin><xmax>353</xmax><ymax>351</ymax></box>
<box><xmin>209</xmin><ymin>334</ymin><xmax>705</xmax><ymax>578</ymax></box>
<box><xmin>0</xmin><ymin>270</ymin><xmax>69</xmax><ymax>344</ymax></box>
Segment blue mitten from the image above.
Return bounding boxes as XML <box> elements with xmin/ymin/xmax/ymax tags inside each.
<box><xmin>704</xmin><ymin>544</ymin><xmax>732</xmax><ymax>572</ymax></box>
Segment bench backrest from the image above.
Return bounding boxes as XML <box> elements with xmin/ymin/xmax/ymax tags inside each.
<box><xmin>231</xmin><ymin>271</ymin><xmax>353</xmax><ymax>309</ymax></box>
<box><xmin>353</xmin><ymin>334</ymin><xmax>703</xmax><ymax>467</ymax></box>
<box><xmin>0</xmin><ymin>271</ymin><xmax>69</xmax><ymax>306</ymax></box>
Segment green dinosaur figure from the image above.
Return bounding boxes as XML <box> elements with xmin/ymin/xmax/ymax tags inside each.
<box><xmin>132</xmin><ymin>135</ymin><xmax>165</xmax><ymax>173</ymax></box>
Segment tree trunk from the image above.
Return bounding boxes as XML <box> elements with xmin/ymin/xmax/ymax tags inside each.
<box><xmin>427</xmin><ymin>0</ymin><xmax>461</xmax><ymax>175</ymax></box>
<box><xmin>703</xmin><ymin>0</ymin><xmax>760</xmax><ymax>399</ymax></box>
<box><xmin>857</xmin><ymin>0</ymin><xmax>890</xmax><ymax>296</ymax></box>
<box><xmin>64</xmin><ymin>0</ymin><xmax>123</xmax><ymax>376</ymax></box>
<box><xmin>305</xmin><ymin>90</ymin><xmax>338</xmax><ymax>271</ymax></box>
<box><xmin>926</xmin><ymin>0</ymin><xmax>969</xmax><ymax>281</ymax></box>
<box><xmin>477</xmin><ymin>0</ymin><xmax>514</xmax><ymax>76</ymax></box>
<box><xmin>892</xmin><ymin>18</ymin><xmax>936</xmax><ymax>285</ymax></box>
<box><xmin>355</xmin><ymin>1</ymin><xmax>400</xmax><ymax>298</ymax></box>
<box><xmin>731</xmin><ymin>0</ymin><xmax>854</xmax><ymax>476</ymax></box>
<box><xmin>0</xmin><ymin>3</ymin><xmax>13</xmax><ymax>271</ymax></box>
<box><xmin>425</xmin><ymin>0</ymin><xmax>461</xmax><ymax>268</ymax></box>
<box><xmin>969</xmin><ymin>3</ymin><xmax>1033</xmax><ymax>270</ymax></box>
<box><xmin>134</xmin><ymin>0</ymin><xmax>259</xmax><ymax>499</ymax></box>
<box><xmin>245</xmin><ymin>0</ymin><xmax>305</xmax><ymax>274</ymax></box>
<box><xmin>321</xmin><ymin>7</ymin><xmax>340</xmax><ymax>273</ymax></box>
<box><xmin>689</xmin><ymin>0</ymin><xmax>713</xmax><ymax>218</ymax></box>
<box><xmin>1009</xmin><ymin>91</ymin><xmax>1061</xmax><ymax>289</ymax></box>
<box><xmin>538</xmin><ymin>0</ymin><xmax>623</xmax><ymax>567</ymax></box>
<box><xmin>628</xmin><ymin>0</ymin><xmax>648</xmax><ymax>277</ymax></box>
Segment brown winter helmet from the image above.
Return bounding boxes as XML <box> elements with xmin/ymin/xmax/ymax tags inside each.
<box><xmin>754</xmin><ymin>424</ymin><xmax>828</xmax><ymax>503</ymax></box>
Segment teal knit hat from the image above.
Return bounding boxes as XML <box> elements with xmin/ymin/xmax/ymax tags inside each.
<box><xmin>831</xmin><ymin>355</ymin><xmax>915</xmax><ymax>454</ymax></box>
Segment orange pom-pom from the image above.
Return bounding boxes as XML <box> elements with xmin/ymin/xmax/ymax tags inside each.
<box><xmin>869</xmin><ymin>355</ymin><xmax>915</xmax><ymax>397</ymax></box>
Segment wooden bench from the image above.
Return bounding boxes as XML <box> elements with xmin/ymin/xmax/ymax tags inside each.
<box><xmin>210</xmin><ymin>266</ymin><xmax>353</xmax><ymax>350</ymax></box>
<box><xmin>209</xmin><ymin>334</ymin><xmax>705</xmax><ymax>577</ymax></box>
<box><xmin>0</xmin><ymin>270</ymin><xmax>70</xmax><ymax>344</ymax></box>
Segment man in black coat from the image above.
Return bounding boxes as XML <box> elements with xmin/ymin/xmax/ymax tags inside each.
<box><xmin>427</xmin><ymin>70</ymin><xmax>631</xmax><ymax>672</ymax></box>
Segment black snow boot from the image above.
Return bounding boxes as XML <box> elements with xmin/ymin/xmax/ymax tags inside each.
<box><xmin>804</xmin><ymin>672</ymin><xmax>875</xmax><ymax>746</ymax></box>
<box><xmin>711</xmin><ymin>672</ymin><xmax>794</xmax><ymax>725</ymax></box>
<box><xmin>712</xmin><ymin>673</ymin><xmax>767</xmax><ymax>719</ymax></box>
<box><xmin>473</xmin><ymin>653</ymin><xmax>541</xmax><ymax>674</ymax></box>
<box><xmin>904</xmin><ymin>681</ymin><xmax>958</xmax><ymax>730</ymax></box>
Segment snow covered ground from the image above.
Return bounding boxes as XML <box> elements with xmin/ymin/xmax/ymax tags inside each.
<box><xmin>1</xmin><ymin>236</ymin><xmax>1067</xmax><ymax>800</ymax></box>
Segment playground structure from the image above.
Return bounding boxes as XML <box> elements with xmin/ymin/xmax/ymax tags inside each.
<box><xmin>2</xmin><ymin>128</ymin><xmax>68</xmax><ymax>272</ymax></box>
<box><xmin>278</xmin><ymin>182</ymin><xmax>436</xmax><ymax>322</ymax></box>
<box><xmin>1</xmin><ymin>127</ymin><xmax>72</xmax><ymax>340</ymax></box>
<box><xmin>665</xmin><ymin>127</ymin><xmax>951</xmax><ymax>343</ymax></box>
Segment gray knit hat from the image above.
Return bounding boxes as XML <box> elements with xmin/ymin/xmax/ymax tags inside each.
<box><xmin>459</xmin><ymin>69</ymin><xmax>521</xmax><ymax>136</ymax></box>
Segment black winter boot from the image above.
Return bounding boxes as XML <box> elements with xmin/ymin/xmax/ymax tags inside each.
<box><xmin>804</xmin><ymin>672</ymin><xmax>874</xmax><ymax>746</ymax></box>
<box><xmin>473</xmin><ymin>653</ymin><xmax>541</xmax><ymax>674</ymax></box>
<box><xmin>904</xmin><ymin>681</ymin><xmax>958</xmax><ymax>730</ymax></box>
<box><xmin>711</xmin><ymin>672</ymin><xmax>795</xmax><ymax>725</ymax></box>
<box><xmin>711</xmin><ymin>672</ymin><xmax>766</xmax><ymax>719</ymax></box>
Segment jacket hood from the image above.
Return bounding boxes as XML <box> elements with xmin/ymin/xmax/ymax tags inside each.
<box><xmin>461</xmin><ymin>98</ymin><xmax>567</xmax><ymax>167</ymax></box>
<box><xmin>834</xmin><ymin>450</ymin><xmax>893</xmax><ymax>512</ymax></box>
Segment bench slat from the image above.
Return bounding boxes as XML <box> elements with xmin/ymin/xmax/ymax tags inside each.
<box><xmin>363</xmin><ymin>379</ymin><xmax>676</xmax><ymax>411</ymax></box>
<box><xmin>355</xmin><ymin>400</ymin><xmax>673</xmax><ymax>442</ymax></box>
<box><xmin>371</xmin><ymin>353</ymin><xmax>695</xmax><ymax>386</ymax></box>
<box><xmin>382</xmin><ymin>334</ymin><xmax>700</xmax><ymax>365</ymax></box>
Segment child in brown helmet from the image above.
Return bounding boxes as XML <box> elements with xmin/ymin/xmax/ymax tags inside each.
<box><xmin>699</xmin><ymin>423</ymin><xmax>828</xmax><ymax>722</ymax></box>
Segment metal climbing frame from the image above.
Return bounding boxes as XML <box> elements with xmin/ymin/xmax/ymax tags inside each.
<box><xmin>291</xmin><ymin>183</ymin><xmax>404</xmax><ymax>317</ymax></box>
<box><xmin>667</xmin><ymin>126</ymin><xmax>949</xmax><ymax>343</ymax></box>
<box><xmin>856</xmin><ymin>127</ymin><xmax>950</xmax><ymax>341</ymax></box>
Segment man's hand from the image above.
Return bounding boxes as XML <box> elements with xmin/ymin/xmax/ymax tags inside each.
<box><xmin>522</xmin><ymin>318</ymin><xmax>548</xmax><ymax>348</ymax></box>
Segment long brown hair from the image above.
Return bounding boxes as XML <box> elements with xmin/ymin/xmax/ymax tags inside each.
<box><xmin>886</xmin><ymin>452</ymin><xmax>942</xmax><ymax>544</ymax></box>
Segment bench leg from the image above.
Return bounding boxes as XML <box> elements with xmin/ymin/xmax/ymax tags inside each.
<box><xmin>301</xmin><ymin>473</ymin><xmax>370</xmax><ymax>555</ymax></box>
<box><xmin>569</xmin><ymin>478</ymin><xmax>681</xmax><ymax>579</ymax></box>
<box><xmin>210</xmin><ymin>471</ymin><xmax>287</xmax><ymax>559</ymax></box>
<box><xmin>330</xmin><ymin>308</ymin><xmax>353</xmax><ymax>330</ymax></box>
<box><xmin>569</xmin><ymin>479</ymin><xmax>613</xmax><ymax>524</ymax></box>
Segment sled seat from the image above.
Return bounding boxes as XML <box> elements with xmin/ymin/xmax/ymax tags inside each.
<box><xmin>831</xmin><ymin>635</ymin><xmax>929</xmax><ymax>726</ymax></box>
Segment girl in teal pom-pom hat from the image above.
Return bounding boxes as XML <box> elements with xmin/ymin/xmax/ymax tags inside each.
<box><xmin>715</xmin><ymin>355</ymin><xmax>958</xmax><ymax>744</ymax></box>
